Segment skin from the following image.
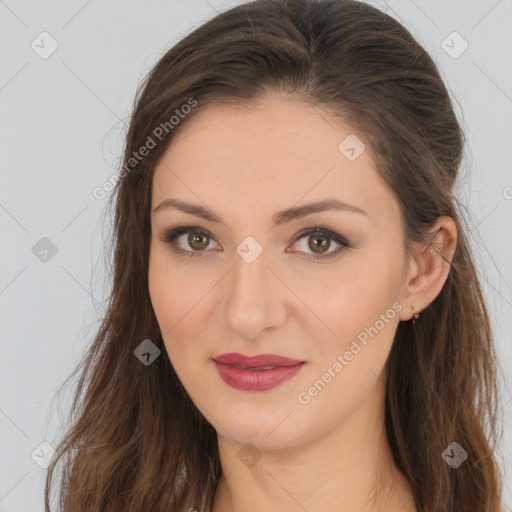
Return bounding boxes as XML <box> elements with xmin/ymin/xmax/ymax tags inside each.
<box><xmin>148</xmin><ymin>92</ymin><xmax>457</xmax><ymax>512</ymax></box>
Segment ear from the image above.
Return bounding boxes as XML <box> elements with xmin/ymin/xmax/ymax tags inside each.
<box><xmin>398</xmin><ymin>216</ymin><xmax>458</xmax><ymax>322</ymax></box>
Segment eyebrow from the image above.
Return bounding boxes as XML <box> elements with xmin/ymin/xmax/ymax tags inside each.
<box><xmin>152</xmin><ymin>198</ymin><xmax>368</xmax><ymax>227</ymax></box>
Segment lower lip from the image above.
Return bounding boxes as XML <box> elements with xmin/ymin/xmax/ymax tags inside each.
<box><xmin>213</xmin><ymin>360</ymin><xmax>305</xmax><ymax>391</ymax></box>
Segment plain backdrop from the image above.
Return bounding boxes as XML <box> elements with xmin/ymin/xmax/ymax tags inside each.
<box><xmin>1</xmin><ymin>1</ymin><xmax>511</xmax><ymax>510</ymax></box>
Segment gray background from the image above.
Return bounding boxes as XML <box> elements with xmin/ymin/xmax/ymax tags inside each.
<box><xmin>1</xmin><ymin>1</ymin><xmax>511</xmax><ymax>510</ymax></box>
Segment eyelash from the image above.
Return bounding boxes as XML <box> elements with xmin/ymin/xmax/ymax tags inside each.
<box><xmin>159</xmin><ymin>225</ymin><xmax>351</xmax><ymax>261</ymax></box>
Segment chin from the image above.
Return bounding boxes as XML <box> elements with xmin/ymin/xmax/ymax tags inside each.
<box><xmin>212</xmin><ymin>408</ymin><xmax>310</xmax><ymax>451</ymax></box>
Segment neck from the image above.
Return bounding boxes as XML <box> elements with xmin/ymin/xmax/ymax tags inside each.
<box><xmin>211</xmin><ymin>383</ymin><xmax>416</xmax><ymax>512</ymax></box>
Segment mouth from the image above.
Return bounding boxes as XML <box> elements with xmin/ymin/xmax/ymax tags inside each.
<box><xmin>211</xmin><ymin>353</ymin><xmax>306</xmax><ymax>391</ymax></box>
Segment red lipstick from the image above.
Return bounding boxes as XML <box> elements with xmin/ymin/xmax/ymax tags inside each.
<box><xmin>212</xmin><ymin>352</ymin><xmax>306</xmax><ymax>391</ymax></box>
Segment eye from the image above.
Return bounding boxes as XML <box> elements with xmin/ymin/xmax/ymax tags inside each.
<box><xmin>288</xmin><ymin>226</ymin><xmax>350</xmax><ymax>260</ymax></box>
<box><xmin>159</xmin><ymin>225</ymin><xmax>350</xmax><ymax>260</ymax></box>
<box><xmin>160</xmin><ymin>226</ymin><xmax>218</xmax><ymax>258</ymax></box>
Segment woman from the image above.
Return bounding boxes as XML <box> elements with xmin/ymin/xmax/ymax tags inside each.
<box><xmin>45</xmin><ymin>0</ymin><xmax>505</xmax><ymax>510</ymax></box>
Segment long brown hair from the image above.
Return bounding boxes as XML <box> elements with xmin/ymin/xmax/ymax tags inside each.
<box><xmin>44</xmin><ymin>0</ymin><xmax>504</xmax><ymax>510</ymax></box>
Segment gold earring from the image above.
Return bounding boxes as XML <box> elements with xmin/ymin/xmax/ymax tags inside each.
<box><xmin>411</xmin><ymin>305</ymin><xmax>421</xmax><ymax>324</ymax></box>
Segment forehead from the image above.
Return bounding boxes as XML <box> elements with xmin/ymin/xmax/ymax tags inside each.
<box><xmin>151</xmin><ymin>94</ymin><xmax>399</xmax><ymax>228</ymax></box>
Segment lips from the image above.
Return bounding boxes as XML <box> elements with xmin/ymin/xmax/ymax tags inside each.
<box><xmin>213</xmin><ymin>352</ymin><xmax>304</xmax><ymax>369</ymax></box>
<box><xmin>212</xmin><ymin>353</ymin><xmax>306</xmax><ymax>391</ymax></box>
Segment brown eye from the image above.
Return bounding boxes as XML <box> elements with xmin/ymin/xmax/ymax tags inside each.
<box><xmin>307</xmin><ymin>234</ymin><xmax>331</xmax><ymax>254</ymax></box>
<box><xmin>187</xmin><ymin>232</ymin><xmax>210</xmax><ymax>251</ymax></box>
<box><xmin>289</xmin><ymin>226</ymin><xmax>350</xmax><ymax>260</ymax></box>
<box><xmin>161</xmin><ymin>226</ymin><xmax>218</xmax><ymax>257</ymax></box>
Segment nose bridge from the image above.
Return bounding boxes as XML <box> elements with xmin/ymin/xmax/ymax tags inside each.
<box><xmin>220</xmin><ymin>241</ymin><xmax>286</xmax><ymax>339</ymax></box>
<box><xmin>230</xmin><ymin>242</ymin><xmax>274</xmax><ymax>307</ymax></box>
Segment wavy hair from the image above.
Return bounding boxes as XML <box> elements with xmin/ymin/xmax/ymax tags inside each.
<box><xmin>45</xmin><ymin>0</ymin><xmax>504</xmax><ymax>510</ymax></box>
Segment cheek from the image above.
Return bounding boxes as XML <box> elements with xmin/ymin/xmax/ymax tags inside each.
<box><xmin>149</xmin><ymin>248</ymin><xmax>198</xmax><ymax>333</ymax></box>
<box><xmin>148</xmin><ymin>247</ymin><xmax>214</xmax><ymax>370</ymax></box>
<box><xmin>148</xmin><ymin>250</ymin><xmax>174</xmax><ymax>331</ymax></box>
<box><xmin>305</xmin><ymin>255</ymin><xmax>403</xmax><ymax>359</ymax></box>
<box><xmin>314</xmin><ymin>261</ymin><xmax>398</xmax><ymax>319</ymax></box>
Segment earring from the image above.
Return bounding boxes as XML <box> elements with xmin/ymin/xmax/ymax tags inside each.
<box><xmin>411</xmin><ymin>305</ymin><xmax>421</xmax><ymax>324</ymax></box>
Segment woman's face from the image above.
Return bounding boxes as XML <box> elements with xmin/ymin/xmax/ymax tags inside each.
<box><xmin>148</xmin><ymin>93</ymin><xmax>412</xmax><ymax>450</ymax></box>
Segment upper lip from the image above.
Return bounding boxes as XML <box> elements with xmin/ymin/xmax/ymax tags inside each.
<box><xmin>213</xmin><ymin>352</ymin><xmax>305</xmax><ymax>368</ymax></box>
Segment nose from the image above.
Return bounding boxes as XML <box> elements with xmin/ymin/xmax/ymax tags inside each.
<box><xmin>218</xmin><ymin>247</ymin><xmax>288</xmax><ymax>342</ymax></box>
